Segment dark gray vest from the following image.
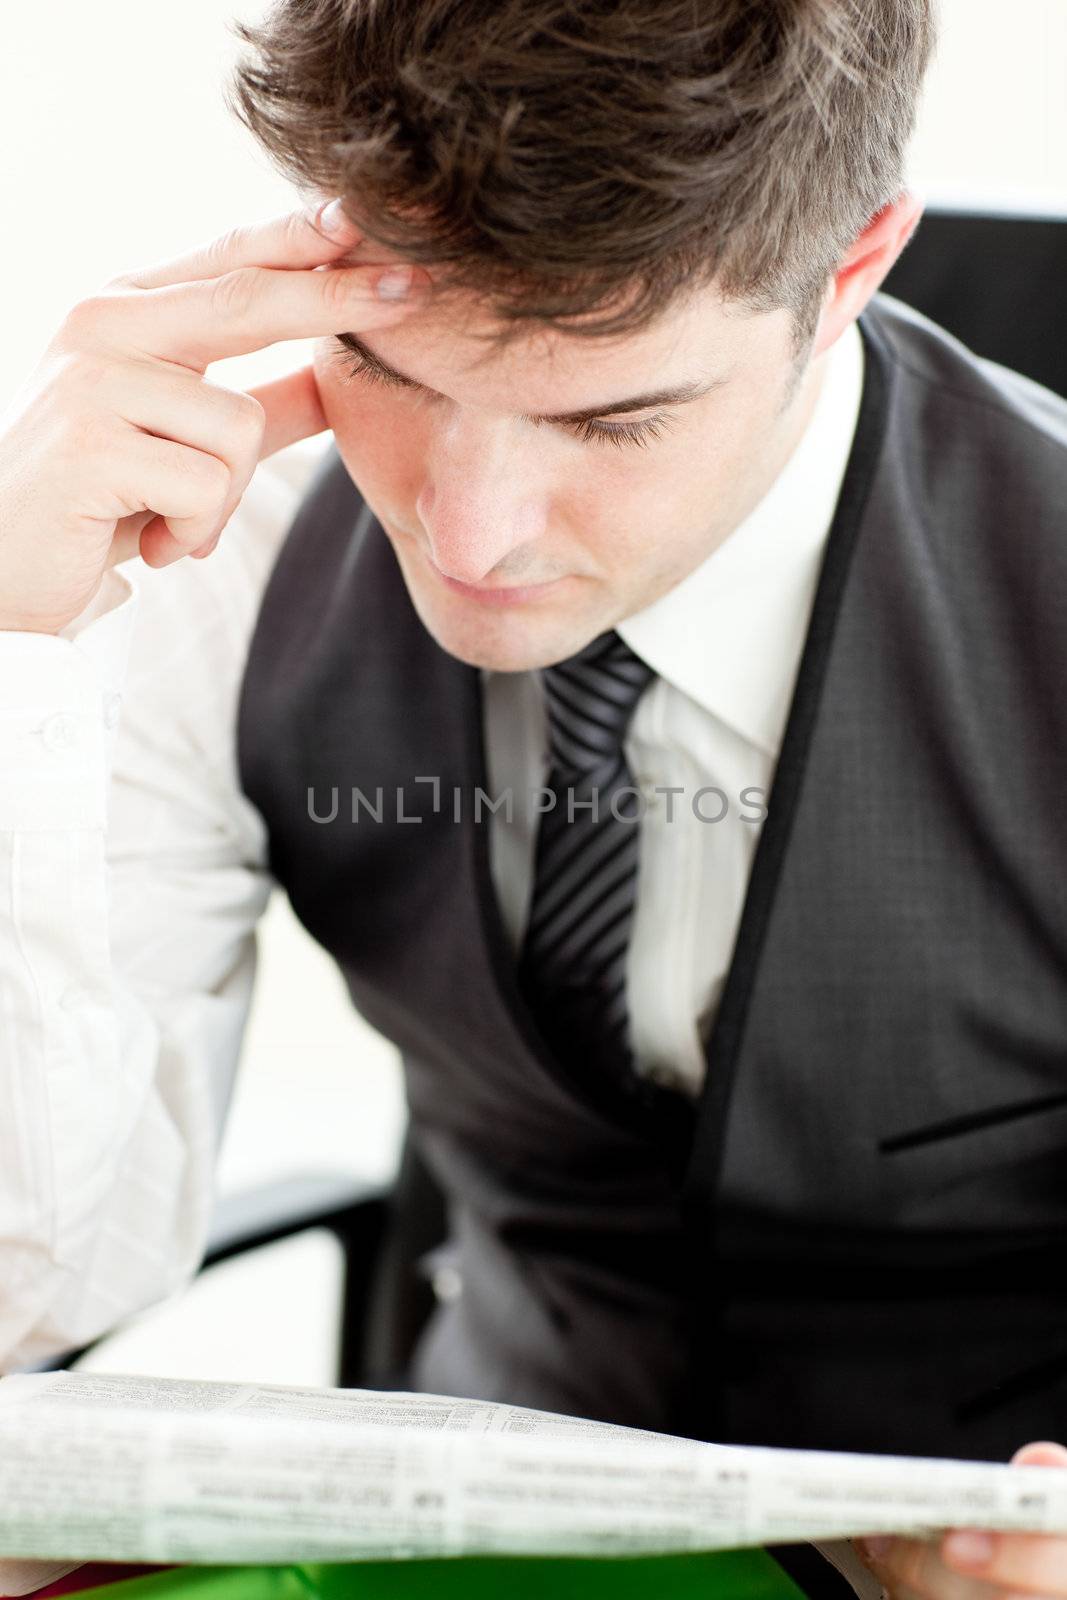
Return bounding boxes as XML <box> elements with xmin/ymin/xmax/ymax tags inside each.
<box><xmin>237</xmin><ymin>297</ymin><xmax>1067</xmax><ymax>1460</ymax></box>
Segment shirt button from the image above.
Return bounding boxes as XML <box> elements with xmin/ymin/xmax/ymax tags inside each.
<box><xmin>103</xmin><ymin>692</ymin><xmax>122</xmax><ymax>730</ymax></box>
<box><xmin>431</xmin><ymin>1265</ymin><xmax>464</xmax><ymax>1303</ymax></box>
<box><xmin>40</xmin><ymin>713</ymin><xmax>78</xmax><ymax>753</ymax></box>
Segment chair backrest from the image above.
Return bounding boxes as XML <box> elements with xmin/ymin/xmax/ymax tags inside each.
<box><xmin>355</xmin><ymin>1131</ymin><xmax>448</xmax><ymax>1388</ymax></box>
<box><xmin>881</xmin><ymin>208</ymin><xmax>1067</xmax><ymax>397</ymax></box>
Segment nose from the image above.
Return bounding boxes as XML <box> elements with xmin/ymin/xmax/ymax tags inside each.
<box><xmin>415</xmin><ymin>416</ymin><xmax>549</xmax><ymax>585</ymax></box>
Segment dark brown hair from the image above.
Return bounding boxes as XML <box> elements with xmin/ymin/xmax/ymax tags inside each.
<box><xmin>226</xmin><ymin>0</ymin><xmax>935</xmax><ymax>348</ymax></box>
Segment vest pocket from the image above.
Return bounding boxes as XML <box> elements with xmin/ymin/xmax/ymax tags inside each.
<box><xmin>875</xmin><ymin>1092</ymin><xmax>1067</xmax><ymax>1231</ymax></box>
<box><xmin>879</xmin><ymin>1087</ymin><xmax>1067</xmax><ymax>1153</ymax></box>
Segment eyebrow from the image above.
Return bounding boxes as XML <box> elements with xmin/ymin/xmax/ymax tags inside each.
<box><xmin>334</xmin><ymin>331</ymin><xmax>725</xmax><ymax>424</ymax></box>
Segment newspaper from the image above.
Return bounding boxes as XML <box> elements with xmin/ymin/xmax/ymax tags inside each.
<box><xmin>1</xmin><ymin>1371</ymin><xmax>1065</xmax><ymax>1592</ymax></box>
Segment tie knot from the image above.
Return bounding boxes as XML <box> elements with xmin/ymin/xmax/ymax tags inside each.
<box><xmin>541</xmin><ymin>630</ymin><xmax>655</xmax><ymax>773</ymax></box>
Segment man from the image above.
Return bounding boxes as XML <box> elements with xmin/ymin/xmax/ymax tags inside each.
<box><xmin>2</xmin><ymin>1</ymin><xmax>1067</xmax><ymax>1596</ymax></box>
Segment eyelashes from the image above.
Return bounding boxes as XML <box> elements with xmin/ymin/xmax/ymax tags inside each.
<box><xmin>330</xmin><ymin>339</ymin><xmax>676</xmax><ymax>451</ymax></box>
<box><xmin>563</xmin><ymin>412</ymin><xmax>674</xmax><ymax>449</ymax></box>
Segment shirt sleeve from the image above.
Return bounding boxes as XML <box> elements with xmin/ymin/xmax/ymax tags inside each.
<box><xmin>0</xmin><ymin>438</ymin><xmax>330</xmax><ymax>1375</ymax></box>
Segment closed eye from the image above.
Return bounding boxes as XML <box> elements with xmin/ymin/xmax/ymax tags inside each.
<box><xmin>330</xmin><ymin>338</ymin><xmax>677</xmax><ymax>451</ymax></box>
<box><xmin>332</xmin><ymin>340</ymin><xmax>416</xmax><ymax>394</ymax></box>
<box><xmin>548</xmin><ymin>412</ymin><xmax>676</xmax><ymax>449</ymax></box>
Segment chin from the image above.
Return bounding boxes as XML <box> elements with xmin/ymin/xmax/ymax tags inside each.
<box><xmin>401</xmin><ymin>571</ymin><xmax>604</xmax><ymax>673</ymax></box>
<box><xmin>413</xmin><ymin>597</ymin><xmax>569</xmax><ymax>673</ymax></box>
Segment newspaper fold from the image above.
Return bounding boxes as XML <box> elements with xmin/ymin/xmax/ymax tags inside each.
<box><xmin>0</xmin><ymin>1372</ymin><xmax>1063</xmax><ymax>1580</ymax></box>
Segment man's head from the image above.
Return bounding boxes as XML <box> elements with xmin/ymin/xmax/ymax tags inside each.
<box><xmin>229</xmin><ymin>0</ymin><xmax>934</xmax><ymax>670</ymax></box>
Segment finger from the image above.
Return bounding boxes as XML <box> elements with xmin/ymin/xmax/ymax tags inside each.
<box><xmin>1011</xmin><ymin>1443</ymin><xmax>1067</xmax><ymax>1469</ymax></box>
<box><xmin>247</xmin><ymin>365</ymin><xmax>328</xmax><ymax>459</ymax></box>
<box><xmin>111</xmin><ymin>364</ymin><xmax>267</xmax><ymax>469</ymax></box>
<box><xmin>184</xmin><ymin>365</ymin><xmax>327</xmax><ymax>558</ymax></box>
<box><xmin>114</xmin><ymin>365</ymin><xmax>328</xmax><ymax>567</ymax></box>
<box><xmin>940</xmin><ymin>1445</ymin><xmax>1067</xmax><ymax>1594</ymax></box>
<box><xmin>112</xmin><ymin>198</ymin><xmax>362</xmax><ymax>292</ymax></box>
<box><xmin>111</xmin><ymin>371</ymin><xmax>263</xmax><ymax>559</ymax></box>
<box><xmin>106</xmin><ymin>509</ymin><xmax>157</xmax><ymax>568</ymax></box>
<box><xmin>90</xmin><ymin>259</ymin><xmax>432</xmax><ymax>370</ymax></box>
<box><xmin>942</xmin><ymin>1531</ymin><xmax>1067</xmax><ymax>1596</ymax></box>
<box><xmin>866</xmin><ymin>1535</ymin><xmax>1006</xmax><ymax>1600</ymax></box>
<box><xmin>138</xmin><ymin>515</ymin><xmax>188</xmax><ymax>569</ymax></box>
<box><xmin>105</xmin><ymin>363</ymin><xmax>321</xmax><ymax>563</ymax></box>
<box><xmin>102</xmin><ymin>428</ymin><xmax>232</xmax><ymax>563</ymax></box>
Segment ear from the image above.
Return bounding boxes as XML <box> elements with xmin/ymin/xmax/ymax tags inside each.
<box><xmin>811</xmin><ymin>190</ymin><xmax>925</xmax><ymax>358</ymax></box>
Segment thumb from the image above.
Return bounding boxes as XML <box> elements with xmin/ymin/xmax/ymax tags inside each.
<box><xmin>249</xmin><ymin>365</ymin><xmax>329</xmax><ymax>459</ymax></box>
<box><xmin>1010</xmin><ymin>1441</ymin><xmax>1067</xmax><ymax>1467</ymax></box>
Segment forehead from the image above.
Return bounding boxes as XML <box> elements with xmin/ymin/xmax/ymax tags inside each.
<box><xmin>337</xmin><ymin>238</ymin><xmax>755</xmax><ymax>410</ymax></box>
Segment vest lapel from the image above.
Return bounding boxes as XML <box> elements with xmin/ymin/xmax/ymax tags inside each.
<box><xmin>684</xmin><ymin>312</ymin><xmax>894</xmax><ymax>1210</ymax></box>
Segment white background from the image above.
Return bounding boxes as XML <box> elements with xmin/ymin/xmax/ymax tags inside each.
<box><xmin>1</xmin><ymin>0</ymin><xmax>1065</xmax><ymax>1385</ymax></box>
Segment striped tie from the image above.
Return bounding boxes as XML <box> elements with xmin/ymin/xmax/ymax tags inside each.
<box><xmin>517</xmin><ymin>630</ymin><xmax>655</xmax><ymax>1087</ymax></box>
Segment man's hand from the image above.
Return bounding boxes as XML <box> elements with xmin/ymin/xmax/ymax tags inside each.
<box><xmin>0</xmin><ymin>197</ymin><xmax>430</xmax><ymax>635</ymax></box>
<box><xmin>855</xmin><ymin>1442</ymin><xmax>1067</xmax><ymax>1598</ymax></box>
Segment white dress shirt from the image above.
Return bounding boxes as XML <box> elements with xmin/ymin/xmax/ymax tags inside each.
<box><xmin>0</xmin><ymin>321</ymin><xmax>862</xmax><ymax>1377</ymax></box>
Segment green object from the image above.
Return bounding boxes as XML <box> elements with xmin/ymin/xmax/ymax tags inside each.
<box><xmin>73</xmin><ymin>1549</ymin><xmax>809</xmax><ymax>1600</ymax></box>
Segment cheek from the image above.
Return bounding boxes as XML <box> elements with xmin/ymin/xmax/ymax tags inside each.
<box><xmin>567</xmin><ymin>434</ymin><xmax>707</xmax><ymax>561</ymax></box>
<box><xmin>575</xmin><ymin>431</ymin><xmax>732</xmax><ymax>590</ymax></box>
<box><xmin>564</xmin><ymin>425</ymin><xmax>692</xmax><ymax>512</ymax></box>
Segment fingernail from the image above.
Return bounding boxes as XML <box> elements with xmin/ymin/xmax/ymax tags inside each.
<box><xmin>859</xmin><ymin>1536</ymin><xmax>894</xmax><ymax>1564</ymax></box>
<box><xmin>944</xmin><ymin>1530</ymin><xmax>995</xmax><ymax>1569</ymax></box>
<box><xmin>376</xmin><ymin>265</ymin><xmax>419</xmax><ymax>300</ymax></box>
<box><xmin>319</xmin><ymin>198</ymin><xmax>350</xmax><ymax>237</ymax></box>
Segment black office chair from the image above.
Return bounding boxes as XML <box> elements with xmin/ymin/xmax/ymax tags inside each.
<box><xmin>882</xmin><ymin>207</ymin><xmax>1067</xmax><ymax>400</ymax></box>
<box><xmin>27</xmin><ymin>205</ymin><xmax>1067</xmax><ymax>1387</ymax></box>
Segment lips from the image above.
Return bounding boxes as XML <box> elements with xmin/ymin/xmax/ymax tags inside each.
<box><xmin>442</xmin><ymin>572</ymin><xmax>550</xmax><ymax>595</ymax></box>
<box><xmin>420</xmin><ymin>545</ymin><xmax>563</xmax><ymax>605</ymax></box>
<box><xmin>433</xmin><ymin>567</ymin><xmax>563</xmax><ymax>606</ymax></box>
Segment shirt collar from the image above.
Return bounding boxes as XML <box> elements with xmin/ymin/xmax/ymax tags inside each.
<box><xmin>616</xmin><ymin>320</ymin><xmax>864</xmax><ymax>759</ymax></box>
